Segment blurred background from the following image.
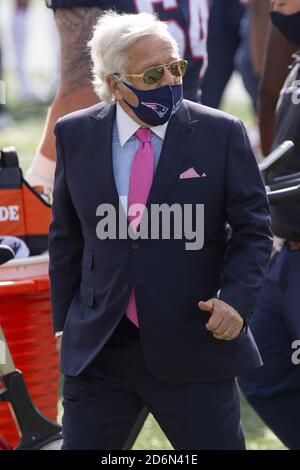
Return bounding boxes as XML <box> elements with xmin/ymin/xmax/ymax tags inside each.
<box><xmin>0</xmin><ymin>0</ymin><xmax>256</xmax><ymax>172</ymax></box>
<box><xmin>0</xmin><ymin>0</ymin><xmax>289</xmax><ymax>450</ymax></box>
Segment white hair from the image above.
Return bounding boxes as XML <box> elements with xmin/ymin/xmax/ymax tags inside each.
<box><xmin>88</xmin><ymin>10</ymin><xmax>179</xmax><ymax>102</ymax></box>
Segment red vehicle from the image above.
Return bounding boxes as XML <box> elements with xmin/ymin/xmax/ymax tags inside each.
<box><xmin>0</xmin><ymin>246</ymin><xmax>62</xmax><ymax>450</ymax></box>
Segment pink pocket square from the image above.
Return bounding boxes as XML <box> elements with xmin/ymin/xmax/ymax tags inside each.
<box><xmin>180</xmin><ymin>167</ymin><xmax>201</xmax><ymax>179</ymax></box>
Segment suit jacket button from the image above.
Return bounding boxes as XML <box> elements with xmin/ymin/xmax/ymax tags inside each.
<box><xmin>122</xmin><ymin>282</ymin><xmax>130</xmax><ymax>292</ymax></box>
<box><xmin>132</xmin><ymin>242</ymin><xmax>140</xmax><ymax>250</ymax></box>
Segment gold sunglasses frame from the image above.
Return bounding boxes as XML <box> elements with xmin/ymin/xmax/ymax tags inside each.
<box><xmin>119</xmin><ymin>59</ymin><xmax>188</xmax><ymax>84</ymax></box>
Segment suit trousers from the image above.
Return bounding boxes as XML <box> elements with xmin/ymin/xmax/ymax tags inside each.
<box><xmin>61</xmin><ymin>314</ymin><xmax>245</xmax><ymax>450</ymax></box>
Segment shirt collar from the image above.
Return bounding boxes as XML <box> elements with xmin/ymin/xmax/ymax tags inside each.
<box><xmin>116</xmin><ymin>101</ymin><xmax>168</xmax><ymax>146</ymax></box>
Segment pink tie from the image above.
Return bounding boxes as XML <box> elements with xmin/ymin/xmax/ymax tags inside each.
<box><xmin>126</xmin><ymin>128</ymin><xmax>154</xmax><ymax>327</ymax></box>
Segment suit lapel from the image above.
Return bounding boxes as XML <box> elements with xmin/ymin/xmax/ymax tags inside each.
<box><xmin>146</xmin><ymin>101</ymin><xmax>198</xmax><ymax>208</ymax></box>
<box><xmin>88</xmin><ymin>101</ymin><xmax>198</xmax><ymax>226</ymax></box>
<box><xmin>89</xmin><ymin>103</ymin><xmax>120</xmax><ymax>209</ymax></box>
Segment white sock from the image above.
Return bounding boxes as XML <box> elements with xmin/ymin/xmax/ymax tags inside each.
<box><xmin>25</xmin><ymin>153</ymin><xmax>56</xmax><ymax>195</ymax></box>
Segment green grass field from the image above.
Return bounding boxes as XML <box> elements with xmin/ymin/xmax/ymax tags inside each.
<box><xmin>0</xmin><ymin>98</ymin><xmax>287</xmax><ymax>450</ymax></box>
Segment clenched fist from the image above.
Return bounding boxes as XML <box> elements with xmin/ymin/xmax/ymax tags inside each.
<box><xmin>198</xmin><ymin>298</ymin><xmax>244</xmax><ymax>341</ymax></box>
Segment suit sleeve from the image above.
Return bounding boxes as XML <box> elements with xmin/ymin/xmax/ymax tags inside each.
<box><xmin>48</xmin><ymin>121</ymin><xmax>84</xmax><ymax>333</ymax></box>
<box><xmin>218</xmin><ymin>119</ymin><xmax>273</xmax><ymax>324</ymax></box>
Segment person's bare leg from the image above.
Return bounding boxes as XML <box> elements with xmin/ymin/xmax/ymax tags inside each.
<box><xmin>26</xmin><ymin>7</ymin><xmax>101</xmax><ymax>194</ymax></box>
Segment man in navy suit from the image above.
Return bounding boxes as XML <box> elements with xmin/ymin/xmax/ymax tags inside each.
<box><xmin>49</xmin><ymin>11</ymin><xmax>273</xmax><ymax>450</ymax></box>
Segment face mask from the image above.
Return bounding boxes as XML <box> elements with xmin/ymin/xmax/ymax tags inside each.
<box><xmin>270</xmin><ymin>11</ymin><xmax>300</xmax><ymax>46</ymax></box>
<box><xmin>120</xmin><ymin>82</ymin><xmax>183</xmax><ymax>126</ymax></box>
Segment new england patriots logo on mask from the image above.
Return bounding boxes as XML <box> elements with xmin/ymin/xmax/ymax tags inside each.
<box><xmin>122</xmin><ymin>82</ymin><xmax>183</xmax><ymax>126</ymax></box>
<box><xmin>141</xmin><ymin>102</ymin><xmax>169</xmax><ymax>118</ymax></box>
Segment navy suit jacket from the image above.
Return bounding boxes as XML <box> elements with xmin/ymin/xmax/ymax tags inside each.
<box><xmin>49</xmin><ymin>100</ymin><xmax>273</xmax><ymax>382</ymax></box>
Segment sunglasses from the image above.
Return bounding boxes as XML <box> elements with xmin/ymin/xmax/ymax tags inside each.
<box><xmin>116</xmin><ymin>59</ymin><xmax>188</xmax><ymax>85</ymax></box>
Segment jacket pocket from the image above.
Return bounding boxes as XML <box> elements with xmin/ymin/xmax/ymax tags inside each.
<box><xmin>82</xmin><ymin>249</ymin><xmax>93</xmax><ymax>270</ymax></box>
<box><xmin>173</xmin><ymin>177</ymin><xmax>208</xmax><ymax>190</ymax></box>
<box><xmin>80</xmin><ymin>283</ymin><xmax>95</xmax><ymax>307</ymax></box>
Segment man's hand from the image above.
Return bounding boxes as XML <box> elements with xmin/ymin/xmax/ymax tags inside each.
<box><xmin>198</xmin><ymin>298</ymin><xmax>244</xmax><ymax>341</ymax></box>
<box><xmin>56</xmin><ymin>336</ymin><xmax>62</xmax><ymax>355</ymax></box>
